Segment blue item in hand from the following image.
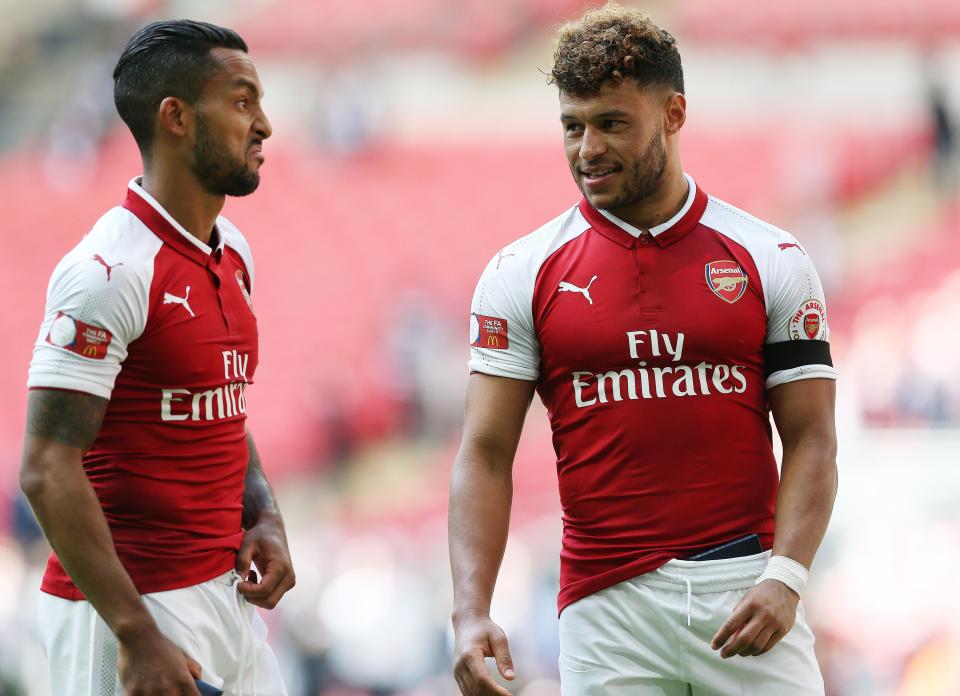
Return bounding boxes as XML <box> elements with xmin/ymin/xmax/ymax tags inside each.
<box><xmin>196</xmin><ymin>679</ymin><xmax>224</xmax><ymax>696</ymax></box>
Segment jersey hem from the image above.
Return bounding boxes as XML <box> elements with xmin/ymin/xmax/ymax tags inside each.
<box><xmin>40</xmin><ymin>554</ymin><xmax>237</xmax><ymax>601</ymax></box>
<box><xmin>558</xmin><ymin>533</ymin><xmax>777</xmax><ymax>615</ymax></box>
<box><xmin>558</xmin><ymin>553</ymin><xmax>677</xmax><ymax>616</ymax></box>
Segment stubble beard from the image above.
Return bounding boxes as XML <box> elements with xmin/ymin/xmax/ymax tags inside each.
<box><xmin>192</xmin><ymin>113</ymin><xmax>261</xmax><ymax>197</ymax></box>
<box><xmin>594</xmin><ymin>128</ymin><xmax>667</xmax><ymax>211</ymax></box>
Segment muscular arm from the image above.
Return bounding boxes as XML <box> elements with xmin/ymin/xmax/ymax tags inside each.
<box><xmin>20</xmin><ymin>389</ymin><xmax>158</xmax><ymax>641</ymax></box>
<box><xmin>241</xmin><ymin>431</ymin><xmax>280</xmax><ymax>530</ymax></box>
<box><xmin>20</xmin><ymin>389</ymin><xmax>201</xmax><ymax>692</ymax></box>
<box><xmin>235</xmin><ymin>430</ymin><xmax>294</xmax><ymax>609</ymax></box>
<box><xmin>450</xmin><ymin>373</ymin><xmax>535</xmax><ymax>695</ymax></box>
<box><xmin>768</xmin><ymin>377</ymin><xmax>838</xmax><ymax>568</ymax></box>
<box><xmin>712</xmin><ymin>377</ymin><xmax>837</xmax><ymax>658</ymax></box>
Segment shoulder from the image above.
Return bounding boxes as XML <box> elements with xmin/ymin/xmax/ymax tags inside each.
<box><xmin>699</xmin><ymin>194</ymin><xmax>820</xmax><ymax>302</ymax></box>
<box><xmin>501</xmin><ymin>204</ymin><xmax>589</xmax><ymax>265</ymax></box>
<box><xmin>480</xmin><ymin>204</ymin><xmax>589</xmax><ymax>283</ymax></box>
<box><xmin>49</xmin><ymin>207</ymin><xmax>161</xmax><ymax>298</ymax></box>
<box><xmin>700</xmin><ymin>195</ymin><xmax>801</xmax><ymax>250</ymax></box>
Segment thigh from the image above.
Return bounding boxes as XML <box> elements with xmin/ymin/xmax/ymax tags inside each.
<box><xmin>687</xmin><ymin>597</ymin><xmax>824</xmax><ymax>696</ymax></box>
<box><xmin>561</xmin><ymin>653</ymin><xmax>691</xmax><ymax>696</ymax></box>
<box><xmin>143</xmin><ymin>575</ymin><xmax>287</xmax><ymax>696</ymax></box>
<box><xmin>143</xmin><ymin>580</ymin><xmax>237</xmax><ymax>689</ymax></box>
<box><xmin>559</xmin><ymin>581</ymin><xmax>687</xmax><ymax>695</ymax></box>
<box><xmin>237</xmin><ymin>604</ymin><xmax>287</xmax><ymax>696</ymax></box>
<box><xmin>39</xmin><ymin>592</ymin><xmax>122</xmax><ymax>696</ymax></box>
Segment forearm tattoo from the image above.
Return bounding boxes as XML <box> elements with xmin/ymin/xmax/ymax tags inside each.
<box><xmin>242</xmin><ymin>431</ymin><xmax>279</xmax><ymax>529</ymax></box>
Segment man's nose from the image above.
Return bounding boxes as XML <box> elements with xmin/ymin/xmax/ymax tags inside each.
<box><xmin>579</xmin><ymin>126</ymin><xmax>606</xmax><ymax>161</ymax></box>
<box><xmin>255</xmin><ymin>109</ymin><xmax>273</xmax><ymax>140</ymax></box>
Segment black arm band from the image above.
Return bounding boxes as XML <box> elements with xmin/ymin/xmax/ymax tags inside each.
<box><xmin>763</xmin><ymin>340</ymin><xmax>833</xmax><ymax>377</ymax></box>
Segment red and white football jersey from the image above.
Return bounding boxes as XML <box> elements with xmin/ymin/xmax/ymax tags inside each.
<box><xmin>28</xmin><ymin>178</ymin><xmax>258</xmax><ymax>600</ymax></box>
<box><xmin>469</xmin><ymin>175</ymin><xmax>837</xmax><ymax>613</ymax></box>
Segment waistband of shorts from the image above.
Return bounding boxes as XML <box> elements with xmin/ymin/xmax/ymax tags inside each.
<box><xmin>211</xmin><ymin>569</ymin><xmax>242</xmax><ymax>587</ymax></box>
<box><xmin>628</xmin><ymin>550</ymin><xmax>771</xmax><ymax>593</ymax></box>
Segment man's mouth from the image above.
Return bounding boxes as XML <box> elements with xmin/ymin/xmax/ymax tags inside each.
<box><xmin>580</xmin><ymin>164</ymin><xmax>620</xmax><ymax>187</ymax></box>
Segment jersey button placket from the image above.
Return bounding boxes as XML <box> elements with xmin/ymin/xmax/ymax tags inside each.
<box><xmin>634</xmin><ymin>233</ymin><xmax>660</xmax><ymax>313</ymax></box>
<box><xmin>207</xmin><ymin>256</ymin><xmax>232</xmax><ymax>333</ymax></box>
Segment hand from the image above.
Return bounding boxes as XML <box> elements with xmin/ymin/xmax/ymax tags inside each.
<box><xmin>236</xmin><ymin>512</ymin><xmax>295</xmax><ymax>609</ymax></box>
<box><xmin>452</xmin><ymin>614</ymin><xmax>515</xmax><ymax>696</ymax></box>
<box><xmin>711</xmin><ymin>580</ymin><xmax>799</xmax><ymax>658</ymax></box>
<box><xmin>118</xmin><ymin>628</ymin><xmax>201</xmax><ymax>695</ymax></box>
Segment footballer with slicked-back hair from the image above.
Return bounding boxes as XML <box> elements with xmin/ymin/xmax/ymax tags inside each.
<box><xmin>450</xmin><ymin>3</ymin><xmax>837</xmax><ymax>694</ymax></box>
<box><xmin>23</xmin><ymin>17</ymin><xmax>292</xmax><ymax>696</ymax></box>
<box><xmin>113</xmin><ymin>20</ymin><xmax>248</xmax><ymax>152</ymax></box>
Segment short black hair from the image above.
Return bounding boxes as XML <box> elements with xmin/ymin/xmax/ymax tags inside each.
<box><xmin>113</xmin><ymin>19</ymin><xmax>248</xmax><ymax>151</ymax></box>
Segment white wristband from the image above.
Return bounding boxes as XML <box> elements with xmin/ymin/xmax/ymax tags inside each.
<box><xmin>755</xmin><ymin>555</ymin><xmax>809</xmax><ymax>597</ymax></box>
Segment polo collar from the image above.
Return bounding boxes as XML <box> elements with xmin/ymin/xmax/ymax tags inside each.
<box><xmin>578</xmin><ymin>173</ymin><xmax>708</xmax><ymax>248</ymax></box>
<box><xmin>121</xmin><ymin>177</ymin><xmax>225</xmax><ymax>264</ymax></box>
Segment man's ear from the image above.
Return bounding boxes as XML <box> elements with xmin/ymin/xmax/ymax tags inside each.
<box><xmin>157</xmin><ymin>96</ymin><xmax>192</xmax><ymax>140</ymax></box>
<box><xmin>664</xmin><ymin>92</ymin><xmax>686</xmax><ymax>135</ymax></box>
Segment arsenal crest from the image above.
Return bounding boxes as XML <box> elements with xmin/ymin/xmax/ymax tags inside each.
<box><xmin>789</xmin><ymin>299</ymin><xmax>828</xmax><ymax>340</ymax></box>
<box><xmin>705</xmin><ymin>260</ymin><xmax>748</xmax><ymax>304</ymax></box>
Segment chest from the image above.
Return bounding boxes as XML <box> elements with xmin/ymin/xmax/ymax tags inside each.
<box><xmin>532</xmin><ymin>227</ymin><xmax>766</xmax><ymax>373</ymax></box>
<box><xmin>130</xmin><ymin>247</ymin><xmax>258</xmax><ymax>386</ymax></box>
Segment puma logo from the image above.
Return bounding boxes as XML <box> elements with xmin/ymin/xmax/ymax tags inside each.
<box><xmin>777</xmin><ymin>242</ymin><xmax>805</xmax><ymax>254</ymax></box>
<box><xmin>163</xmin><ymin>286</ymin><xmax>195</xmax><ymax>318</ymax></box>
<box><xmin>92</xmin><ymin>254</ymin><xmax>123</xmax><ymax>281</ymax></box>
<box><xmin>496</xmin><ymin>249</ymin><xmax>516</xmax><ymax>270</ymax></box>
<box><xmin>558</xmin><ymin>275</ymin><xmax>598</xmax><ymax>305</ymax></box>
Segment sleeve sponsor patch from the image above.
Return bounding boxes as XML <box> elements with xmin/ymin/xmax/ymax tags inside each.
<box><xmin>46</xmin><ymin>312</ymin><xmax>112</xmax><ymax>359</ymax></box>
<box><xmin>789</xmin><ymin>299</ymin><xmax>827</xmax><ymax>340</ymax></box>
<box><xmin>470</xmin><ymin>314</ymin><xmax>508</xmax><ymax>350</ymax></box>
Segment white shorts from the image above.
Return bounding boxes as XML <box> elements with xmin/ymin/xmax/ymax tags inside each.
<box><xmin>38</xmin><ymin>570</ymin><xmax>287</xmax><ymax>696</ymax></box>
<box><xmin>559</xmin><ymin>551</ymin><xmax>824</xmax><ymax>696</ymax></box>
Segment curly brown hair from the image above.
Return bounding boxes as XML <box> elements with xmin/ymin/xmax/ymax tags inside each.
<box><xmin>549</xmin><ymin>2</ymin><xmax>684</xmax><ymax>97</ymax></box>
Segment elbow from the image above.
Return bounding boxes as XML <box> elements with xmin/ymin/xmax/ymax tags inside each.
<box><xmin>19</xmin><ymin>459</ymin><xmax>47</xmax><ymax>502</ymax></box>
<box><xmin>20</xmin><ymin>436</ymin><xmax>86</xmax><ymax>506</ymax></box>
<box><xmin>19</xmin><ymin>447</ymin><xmax>59</xmax><ymax>502</ymax></box>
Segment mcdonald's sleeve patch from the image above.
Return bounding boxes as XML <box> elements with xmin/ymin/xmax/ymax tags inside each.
<box><xmin>471</xmin><ymin>314</ymin><xmax>509</xmax><ymax>350</ymax></box>
<box><xmin>46</xmin><ymin>312</ymin><xmax>112</xmax><ymax>360</ymax></box>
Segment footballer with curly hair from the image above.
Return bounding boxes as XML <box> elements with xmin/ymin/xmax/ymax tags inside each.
<box><xmin>450</xmin><ymin>3</ymin><xmax>837</xmax><ymax>694</ymax></box>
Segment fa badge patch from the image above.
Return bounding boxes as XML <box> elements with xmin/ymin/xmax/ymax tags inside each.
<box><xmin>471</xmin><ymin>314</ymin><xmax>508</xmax><ymax>349</ymax></box>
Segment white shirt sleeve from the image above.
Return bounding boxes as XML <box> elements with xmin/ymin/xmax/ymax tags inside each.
<box><xmin>468</xmin><ymin>251</ymin><xmax>540</xmax><ymax>381</ymax></box>
<box><xmin>28</xmin><ymin>250</ymin><xmax>149</xmax><ymax>399</ymax></box>
<box><xmin>762</xmin><ymin>239</ymin><xmax>838</xmax><ymax>389</ymax></box>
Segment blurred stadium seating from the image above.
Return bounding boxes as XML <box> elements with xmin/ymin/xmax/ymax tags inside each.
<box><xmin>676</xmin><ymin>0</ymin><xmax>960</xmax><ymax>46</ymax></box>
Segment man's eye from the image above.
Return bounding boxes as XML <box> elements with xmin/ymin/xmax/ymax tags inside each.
<box><xmin>565</xmin><ymin>123</ymin><xmax>583</xmax><ymax>134</ymax></box>
<box><xmin>238</xmin><ymin>97</ymin><xmax>249</xmax><ymax>109</ymax></box>
<box><xmin>604</xmin><ymin>120</ymin><xmax>623</xmax><ymax>129</ymax></box>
